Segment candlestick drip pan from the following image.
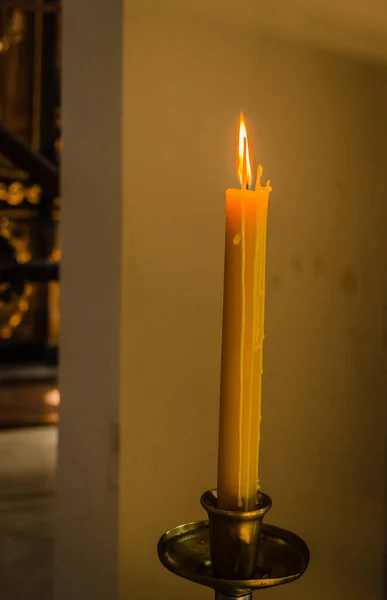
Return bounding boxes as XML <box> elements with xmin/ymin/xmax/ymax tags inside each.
<box><xmin>158</xmin><ymin>520</ymin><xmax>309</xmax><ymax>597</ymax></box>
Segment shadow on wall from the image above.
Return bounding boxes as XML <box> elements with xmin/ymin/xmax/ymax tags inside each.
<box><xmin>156</xmin><ymin>0</ymin><xmax>387</xmax><ymax>65</ymax></box>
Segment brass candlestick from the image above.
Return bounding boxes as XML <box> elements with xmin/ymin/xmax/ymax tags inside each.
<box><xmin>158</xmin><ymin>488</ymin><xmax>309</xmax><ymax>598</ymax></box>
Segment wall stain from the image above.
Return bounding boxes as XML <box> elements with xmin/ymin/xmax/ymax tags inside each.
<box><xmin>335</xmin><ymin>180</ymin><xmax>343</xmax><ymax>193</ymax></box>
<box><xmin>340</xmin><ymin>266</ymin><xmax>358</xmax><ymax>296</ymax></box>
<box><xmin>271</xmin><ymin>274</ymin><xmax>281</xmax><ymax>287</ymax></box>
<box><xmin>313</xmin><ymin>257</ymin><xmax>323</xmax><ymax>276</ymax></box>
<box><xmin>290</xmin><ymin>257</ymin><xmax>303</xmax><ymax>273</ymax></box>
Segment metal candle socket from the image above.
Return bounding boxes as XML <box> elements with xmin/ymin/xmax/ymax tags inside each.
<box><xmin>158</xmin><ymin>487</ymin><xmax>309</xmax><ymax>597</ymax></box>
<box><xmin>201</xmin><ymin>489</ymin><xmax>272</xmax><ymax>580</ymax></box>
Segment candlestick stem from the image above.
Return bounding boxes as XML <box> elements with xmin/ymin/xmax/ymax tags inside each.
<box><xmin>215</xmin><ymin>593</ymin><xmax>252</xmax><ymax>600</ymax></box>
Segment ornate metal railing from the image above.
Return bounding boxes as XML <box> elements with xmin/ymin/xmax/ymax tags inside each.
<box><xmin>0</xmin><ymin>1</ymin><xmax>61</xmax><ymax>362</ymax></box>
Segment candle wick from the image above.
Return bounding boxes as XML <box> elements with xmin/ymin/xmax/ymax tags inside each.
<box><xmin>242</xmin><ymin>137</ymin><xmax>247</xmax><ymax>190</ymax></box>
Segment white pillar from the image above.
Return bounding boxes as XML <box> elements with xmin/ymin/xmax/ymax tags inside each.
<box><xmin>55</xmin><ymin>1</ymin><xmax>123</xmax><ymax>598</ymax></box>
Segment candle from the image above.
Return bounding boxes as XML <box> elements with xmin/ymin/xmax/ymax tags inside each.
<box><xmin>217</xmin><ymin>114</ymin><xmax>271</xmax><ymax>511</ymax></box>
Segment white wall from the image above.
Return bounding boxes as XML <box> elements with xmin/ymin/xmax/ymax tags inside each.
<box><xmin>121</xmin><ymin>5</ymin><xmax>387</xmax><ymax>600</ymax></box>
<box><xmin>58</xmin><ymin>2</ymin><xmax>387</xmax><ymax>600</ymax></box>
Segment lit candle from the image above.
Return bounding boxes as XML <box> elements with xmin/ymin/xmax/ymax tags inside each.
<box><xmin>217</xmin><ymin>114</ymin><xmax>271</xmax><ymax>511</ymax></box>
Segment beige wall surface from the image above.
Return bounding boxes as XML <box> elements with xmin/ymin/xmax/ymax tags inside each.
<box><xmin>59</xmin><ymin>2</ymin><xmax>387</xmax><ymax>600</ymax></box>
<box><xmin>121</xmin><ymin>5</ymin><xmax>387</xmax><ymax>600</ymax></box>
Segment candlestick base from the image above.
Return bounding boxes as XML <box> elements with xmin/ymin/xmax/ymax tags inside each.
<box><xmin>158</xmin><ymin>518</ymin><xmax>309</xmax><ymax>597</ymax></box>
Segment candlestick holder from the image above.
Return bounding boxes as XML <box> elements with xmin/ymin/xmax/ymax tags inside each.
<box><xmin>158</xmin><ymin>488</ymin><xmax>309</xmax><ymax>598</ymax></box>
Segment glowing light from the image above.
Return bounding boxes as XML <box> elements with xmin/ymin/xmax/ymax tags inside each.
<box><xmin>237</xmin><ymin>113</ymin><xmax>252</xmax><ymax>189</ymax></box>
<box><xmin>44</xmin><ymin>388</ymin><xmax>60</xmax><ymax>407</ymax></box>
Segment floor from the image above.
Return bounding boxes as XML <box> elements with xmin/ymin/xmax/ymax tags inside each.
<box><xmin>0</xmin><ymin>426</ymin><xmax>57</xmax><ymax>600</ymax></box>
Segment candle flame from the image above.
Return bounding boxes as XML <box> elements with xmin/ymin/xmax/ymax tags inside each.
<box><xmin>237</xmin><ymin>113</ymin><xmax>252</xmax><ymax>189</ymax></box>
